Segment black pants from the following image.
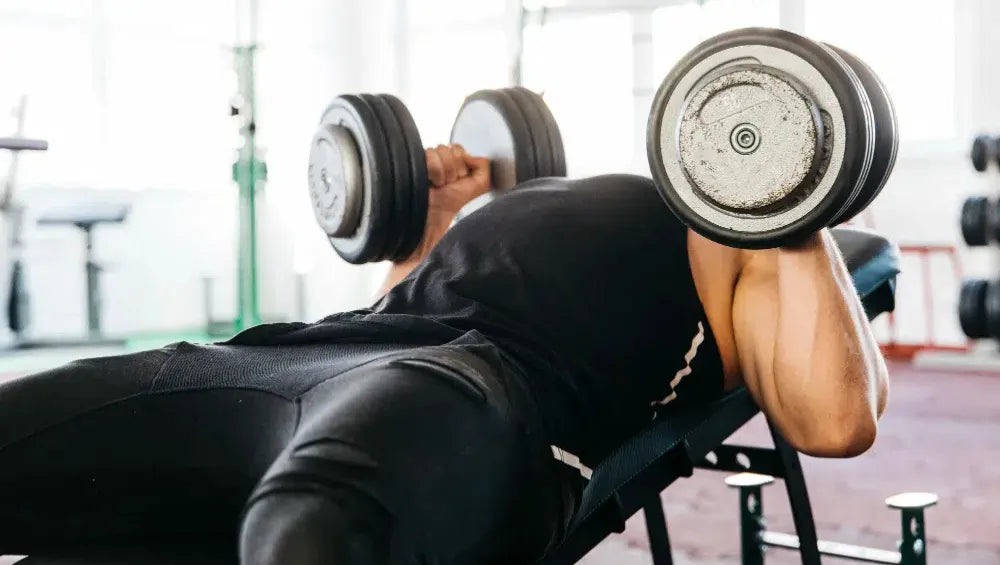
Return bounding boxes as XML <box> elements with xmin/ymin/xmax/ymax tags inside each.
<box><xmin>0</xmin><ymin>339</ymin><xmax>579</xmax><ymax>564</ymax></box>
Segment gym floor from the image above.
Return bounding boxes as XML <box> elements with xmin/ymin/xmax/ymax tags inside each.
<box><xmin>0</xmin><ymin>356</ymin><xmax>994</xmax><ymax>564</ymax></box>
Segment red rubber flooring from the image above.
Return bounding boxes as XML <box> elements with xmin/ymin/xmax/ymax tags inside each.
<box><xmin>582</xmin><ymin>361</ymin><xmax>1000</xmax><ymax>564</ymax></box>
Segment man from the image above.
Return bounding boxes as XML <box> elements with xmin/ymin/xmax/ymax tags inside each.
<box><xmin>0</xmin><ymin>145</ymin><xmax>888</xmax><ymax>564</ymax></box>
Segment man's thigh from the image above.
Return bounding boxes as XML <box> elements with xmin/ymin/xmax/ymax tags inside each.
<box><xmin>0</xmin><ymin>344</ymin><xmax>298</xmax><ymax>552</ymax></box>
<box><xmin>247</xmin><ymin>347</ymin><xmax>576</xmax><ymax>564</ymax></box>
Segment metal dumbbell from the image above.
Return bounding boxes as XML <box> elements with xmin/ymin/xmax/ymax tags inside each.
<box><xmin>647</xmin><ymin>27</ymin><xmax>898</xmax><ymax>249</ymax></box>
<box><xmin>308</xmin><ymin>88</ymin><xmax>566</xmax><ymax>264</ymax></box>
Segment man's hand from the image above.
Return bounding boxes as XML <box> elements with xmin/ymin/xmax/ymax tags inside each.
<box><xmin>399</xmin><ymin>144</ymin><xmax>490</xmax><ymax>264</ymax></box>
<box><xmin>377</xmin><ymin>144</ymin><xmax>490</xmax><ymax>296</ymax></box>
<box><xmin>426</xmin><ymin>144</ymin><xmax>491</xmax><ymax>220</ymax></box>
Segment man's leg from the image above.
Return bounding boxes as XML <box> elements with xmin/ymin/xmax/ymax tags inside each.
<box><xmin>240</xmin><ymin>349</ymin><xmax>576</xmax><ymax>565</ymax></box>
<box><xmin>0</xmin><ymin>343</ymin><xmax>298</xmax><ymax>554</ymax></box>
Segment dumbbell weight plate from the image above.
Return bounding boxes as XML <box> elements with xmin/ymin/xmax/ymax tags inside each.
<box><xmin>361</xmin><ymin>93</ymin><xmax>410</xmax><ymax>262</ymax></box>
<box><xmin>647</xmin><ymin>27</ymin><xmax>874</xmax><ymax>249</ymax></box>
<box><xmin>824</xmin><ymin>44</ymin><xmax>898</xmax><ymax>225</ymax></box>
<box><xmin>972</xmin><ymin>135</ymin><xmax>992</xmax><ymax>172</ymax></box>
<box><xmin>451</xmin><ymin>89</ymin><xmax>536</xmax><ymax>219</ymax></box>
<box><xmin>308</xmin><ymin>124</ymin><xmax>363</xmax><ymax>238</ymax></box>
<box><xmin>504</xmin><ymin>87</ymin><xmax>553</xmax><ymax>179</ymax></box>
<box><xmin>514</xmin><ymin>86</ymin><xmax>567</xmax><ymax>177</ymax></box>
<box><xmin>961</xmin><ymin>195</ymin><xmax>989</xmax><ymax>247</ymax></box>
<box><xmin>985</xmin><ymin>279</ymin><xmax>1000</xmax><ymax>338</ymax></box>
<box><xmin>381</xmin><ymin>93</ymin><xmax>429</xmax><ymax>262</ymax></box>
<box><xmin>959</xmin><ymin>279</ymin><xmax>989</xmax><ymax>339</ymax></box>
<box><xmin>310</xmin><ymin>95</ymin><xmax>392</xmax><ymax>264</ymax></box>
<box><xmin>451</xmin><ymin>89</ymin><xmax>536</xmax><ymax>189</ymax></box>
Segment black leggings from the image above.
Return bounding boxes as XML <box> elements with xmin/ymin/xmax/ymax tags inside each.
<box><xmin>0</xmin><ymin>340</ymin><xmax>578</xmax><ymax>564</ymax></box>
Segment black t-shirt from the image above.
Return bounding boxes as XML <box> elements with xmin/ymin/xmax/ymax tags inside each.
<box><xmin>230</xmin><ymin>174</ymin><xmax>724</xmax><ymax>464</ymax></box>
<box><xmin>374</xmin><ymin>174</ymin><xmax>725</xmax><ymax>463</ymax></box>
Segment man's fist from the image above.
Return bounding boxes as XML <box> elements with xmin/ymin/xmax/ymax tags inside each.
<box><xmin>425</xmin><ymin>144</ymin><xmax>490</xmax><ymax>218</ymax></box>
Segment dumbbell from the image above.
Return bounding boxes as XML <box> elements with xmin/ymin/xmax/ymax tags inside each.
<box><xmin>959</xmin><ymin>278</ymin><xmax>996</xmax><ymax>339</ymax></box>
<box><xmin>647</xmin><ymin>27</ymin><xmax>898</xmax><ymax>249</ymax></box>
<box><xmin>971</xmin><ymin>135</ymin><xmax>1000</xmax><ymax>173</ymax></box>
<box><xmin>307</xmin><ymin>88</ymin><xmax>565</xmax><ymax>264</ymax></box>
<box><xmin>960</xmin><ymin>195</ymin><xmax>1000</xmax><ymax>247</ymax></box>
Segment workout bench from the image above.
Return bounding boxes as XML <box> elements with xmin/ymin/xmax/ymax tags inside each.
<box><xmin>538</xmin><ymin>226</ymin><xmax>925</xmax><ymax>565</ymax></box>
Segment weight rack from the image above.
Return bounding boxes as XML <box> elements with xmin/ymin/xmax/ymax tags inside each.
<box><xmin>959</xmin><ymin>135</ymin><xmax>1000</xmax><ymax>342</ymax></box>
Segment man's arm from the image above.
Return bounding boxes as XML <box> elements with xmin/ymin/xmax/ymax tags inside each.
<box><xmin>378</xmin><ymin>144</ymin><xmax>490</xmax><ymax>296</ymax></box>
<box><xmin>732</xmin><ymin>229</ymin><xmax>889</xmax><ymax>458</ymax></box>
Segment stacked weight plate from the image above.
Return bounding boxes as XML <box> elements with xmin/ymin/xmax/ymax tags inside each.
<box><xmin>647</xmin><ymin>27</ymin><xmax>898</xmax><ymax>249</ymax></box>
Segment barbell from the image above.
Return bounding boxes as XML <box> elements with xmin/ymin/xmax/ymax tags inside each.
<box><xmin>307</xmin><ymin>88</ymin><xmax>565</xmax><ymax>264</ymax></box>
<box><xmin>647</xmin><ymin>27</ymin><xmax>898</xmax><ymax>249</ymax></box>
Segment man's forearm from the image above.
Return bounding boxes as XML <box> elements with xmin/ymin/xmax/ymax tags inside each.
<box><xmin>772</xmin><ymin>231</ymin><xmax>887</xmax><ymax>415</ymax></box>
<box><xmin>738</xmin><ymin>229</ymin><xmax>889</xmax><ymax>456</ymax></box>
<box><xmin>377</xmin><ymin>212</ymin><xmax>453</xmax><ymax>297</ymax></box>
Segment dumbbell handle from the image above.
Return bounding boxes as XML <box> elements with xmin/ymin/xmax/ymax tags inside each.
<box><xmin>0</xmin><ymin>137</ymin><xmax>48</xmax><ymax>151</ymax></box>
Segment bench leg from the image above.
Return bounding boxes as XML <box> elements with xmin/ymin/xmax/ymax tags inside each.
<box><xmin>769</xmin><ymin>425</ymin><xmax>821</xmax><ymax>565</ymax></box>
<box><xmin>643</xmin><ymin>498</ymin><xmax>673</xmax><ymax>565</ymax></box>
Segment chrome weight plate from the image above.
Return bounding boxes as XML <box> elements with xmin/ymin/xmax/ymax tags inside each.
<box><xmin>312</xmin><ymin>95</ymin><xmax>392</xmax><ymax>264</ymax></box>
<box><xmin>308</xmin><ymin>123</ymin><xmax>363</xmax><ymax>238</ymax></box>
<box><xmin>647</xmin><ymin>27</ymin><xmax>874</xmax><ymax>249</ymax></box>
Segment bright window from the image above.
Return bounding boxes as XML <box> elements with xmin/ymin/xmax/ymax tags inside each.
<box><xmin>405</xmin><ymin>0</ymin><xmax>507</xmax><ymax>29</ymax></box>
<box><xmin>805</xmin><ymin>0</ymin><xmax>956</xmax><ymax>143</ymax></box>
<box><xmin>652</xmin><ymin>0</ymin><xmax>780</xmax><ymax>84</ymax></box>
<box><xmin>522</xmin><ymin>12</ymin><xmax>633</xmax><ymax>177</ymax></box>
<box><xmin>404</xmin><ymin>30</ymin><xmax>511</xmax><ymax>146</ymax></box>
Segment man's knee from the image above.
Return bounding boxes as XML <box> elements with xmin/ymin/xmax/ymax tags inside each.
<box><xmin>240</xmin><ymin>489</ymin><xmax>391</xmax><ymax>565</ymax></box>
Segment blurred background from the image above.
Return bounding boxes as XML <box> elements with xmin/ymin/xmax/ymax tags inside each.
<box><xmin>0</xmin><ymin>0</ymin><xmax>983</xmax><ymax>345</ymax></box>
<box><xmin>0</xmin><ymin>0</ymin><xmax>998</xmax><ymax>563</ymax></box>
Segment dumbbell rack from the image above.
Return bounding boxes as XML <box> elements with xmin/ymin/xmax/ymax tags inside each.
<box><xmin>959</xmin><ymin>135</ymin><xmax>1000</xmax><ymax>344</ymax></box>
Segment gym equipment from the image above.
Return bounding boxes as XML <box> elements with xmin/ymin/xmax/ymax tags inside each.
<box><xmin>647</xmin><ymin>28</ymin><xmax>897</xmax><ymax>249</ymax></box>
<box><xmin>959</xmin><ymin>279</ymin><xmax>989</xmax><ymax>339</ymax></box>
<box><xmin>33</xmin><ymin>204</ymin><xmax>130</xmax><ymax>346</ymax></box>
<box><xmin>0</xmin><ymin>97</ymin><xmax>48</xmax><ymax>346</ymax></box>
<box><xmin>308</xmin><ymin>89</ymin><xmax>565</xmax><ymax>264</ymax></box>
<box><xmin>960</xmin><ymin>195</ymin><xmax>990</xmax><ymax>246</ymax></box>
<box><xmin>231</xmin><ymin>42</ymin><xmax>268</xmax><ymax>332</ymax></box>
<box><xmin>450</xmin><ymin>87</ymin><xmax>567</xmax><ymax>220</ymax></box>
<box><xmin>728</xmin><ymin>474</ymin><xmax>936</xmax><ymax>565</ymax></box>
<box><xmin>971</xmin><ymin>135</ymin><xmax>997</xmax><ymax>172</ymax></box>
<box><xmin>540</xmin><ymin>227</ymin><xmax>908</xmax><ymax>565</ymax></box>
<box><xmin>0</xmin><ymin>232</ymin><xmax>903</xmax><ymax>565</ymax></box>
<box><xmin>0</xmin><ymin>137</ymin><xmax>48</xmax><ymax>152</ymax></box>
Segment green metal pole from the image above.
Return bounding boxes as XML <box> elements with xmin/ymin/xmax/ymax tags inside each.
<box><xmin>232</xmin><ymin>45</ymin><xmax>262</xmax><ymax>331</ymax></box>
<box><xmin>231</xmin><ymin>0</ymin><xmax>265</xmax><ymax>332</ymax></box>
